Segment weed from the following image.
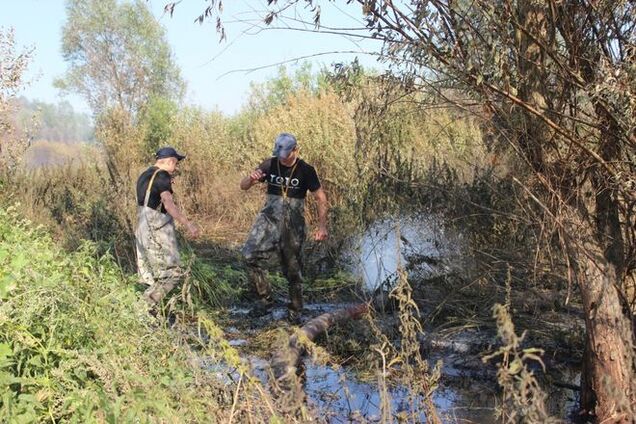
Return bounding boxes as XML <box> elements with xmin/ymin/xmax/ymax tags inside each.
<box><xmin>483</xmin><ymin>304</ymin><xmax>559</xmax><ymax>423</ymax></box>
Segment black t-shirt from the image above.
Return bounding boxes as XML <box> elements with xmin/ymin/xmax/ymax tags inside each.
<box><xmin>258</xmin><ymin>157</ymin><xmax>321</xmax><ymax>199</ymax></box>
<box><xmin>136</xmin><ymin>166</ymin><xmax>173</xmax><ymax>214</ymax></box>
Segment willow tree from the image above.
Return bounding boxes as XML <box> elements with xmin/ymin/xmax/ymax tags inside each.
<box><xmin>359</xmin><ymin>5</ymin><xmax>635</xmax><ymax>420</ymax></box>
<box><xmin>57</xmin><ymin>0</ymin><xmax>184</xmax><ymax>118</ymax></box>
<box><xmin>186</xmin><ymin>0</ymin><xmax>635</xmax><ymax>421</ymax></box>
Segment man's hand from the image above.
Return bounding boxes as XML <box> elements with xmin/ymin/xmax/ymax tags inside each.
<box><xmin>313</xmin><ymin>225</ymin><xmax>328</xmax><ymax>241</ymax></box>
<box><xmin>249</xmin><ymin>168</ymin><xmax>265</xmax><ymax>182</ymax></box>
<box><xmin>241</xmin><ymin>168</ymin><xmax>266</xmax><ymax>190</ymax></box>
<box><xmin>186</xmin><ymin>222</ymin><xmax>201</xmax><ymax>239</ymax></box>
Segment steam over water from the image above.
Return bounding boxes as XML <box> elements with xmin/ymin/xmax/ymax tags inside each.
<box><xmin>346</xmin><ymin>214</ymin><xmax>465</xmax><ymax>292</ymax></box>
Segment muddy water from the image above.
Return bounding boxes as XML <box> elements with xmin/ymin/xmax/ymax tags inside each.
<box><xmin>223</xmin><ymin>305</ymin><xmax>501</xmax><ymax>422</ymax></box>
<box><xmin>337</xmin><ymin>216</ymin><xmax>579</xmax><ymax>421</ymax></box>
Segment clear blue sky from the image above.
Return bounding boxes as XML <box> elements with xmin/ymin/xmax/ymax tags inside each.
<box><xmin>1</xmin><ymin>0</ymin><xmax>383</xmax><ymax>116</ymax></box>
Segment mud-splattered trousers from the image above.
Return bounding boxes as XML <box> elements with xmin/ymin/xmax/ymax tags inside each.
<box><xmin>242</xmin><ymin>194</ymin><xmax>306</xmax><ymax>312</ymax></box>
<box><xmin>135</xmin><ymin>171</ymin><xmax>183</xmax><ymax>305</ymax></box>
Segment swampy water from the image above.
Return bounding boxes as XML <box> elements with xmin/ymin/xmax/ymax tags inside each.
<box><xmin>220</xmin><ymin>303</ymin><xmax>580</xmax><ymax>423</ymax></box>
<box><xmin>217</xmin><ymin>215</ymin><xmax>581</xmax><ymax>422</ymax></box>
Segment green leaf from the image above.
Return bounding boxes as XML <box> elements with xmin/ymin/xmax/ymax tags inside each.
<box><xmin>0</xmin><ymin>274</ymin><xmax>17</xmax><ymax>299</ymax></box>
<box><xmin>10</xmin><ymin>252</ymin><xmax>28</xmax><ymax>271</ymax></box>
<box><xmin>0</xmin><ymin>248</ymin><xmax>8</xmax><ymax>263</ymax></box>
<box><xmin>0</xmin><ymin>343</ymin><xmax>12</xmax><ymax>359</ymax></box>
<box><xmin>27</xmin><ymin>355</ymin><xmax>43</xmax><ymax>368</ymax></box>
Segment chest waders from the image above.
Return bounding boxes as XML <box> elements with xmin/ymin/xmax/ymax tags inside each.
<box><xmin>134</xmin><ymin>169</ymin><xmax>182</xmax><ymax>305</ymax></box>
<box><xmin>242</xmin><ymin>194</ymin><xmax>306</xmax><ymax>313</ymax></box>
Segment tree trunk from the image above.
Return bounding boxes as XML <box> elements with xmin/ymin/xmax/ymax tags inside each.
<box><xmin>577</xmin><ymin>62</ymin><xmax>635</xmax><ymax>420</ymax></box>
<box><xmin>577</xmin><ymin>240</ymin><xmax>636</xmax><ymax>422</ymax></box>
<box><xmin>271</xmin><ymin>304</ymin><xmax>368</xmax><ymax>389</ymax></box>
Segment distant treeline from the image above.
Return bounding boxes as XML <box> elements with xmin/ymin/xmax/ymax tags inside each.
<box><xmin>14</xmin><ymin>97</ymin><xmax>94</xmax><ymax>143</ymax></box>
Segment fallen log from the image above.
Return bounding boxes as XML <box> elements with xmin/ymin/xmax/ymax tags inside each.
<box><xmin>271</xmin><ymin>303</ymin><xmax>369</xmax><ymax>390</ymax></box>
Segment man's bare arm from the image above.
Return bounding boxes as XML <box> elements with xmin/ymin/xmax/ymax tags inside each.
<box><xmin>313</xmin><ymin>188</ymin><xmax>328</xmax><ymax>241</ymax></box>
<box><xmin>160</xmin><ymin>191</ymin><xmax>200</xmax><ymax>238</ymax></box>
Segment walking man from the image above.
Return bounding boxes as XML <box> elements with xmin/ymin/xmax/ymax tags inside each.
<box><xmin>135</xmin><ymin>146</ymin><xmax>200</xmax><ymax>307</ymax></box>
<box><xmin>240</xmin><ymin>133</ymin><xmax>328</xmax><ymax>323</ymax></box>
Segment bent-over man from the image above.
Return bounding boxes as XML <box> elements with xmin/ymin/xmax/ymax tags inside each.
<box><xmin>135</xmin><ymin>146</ymin><xmax>200</xmax><ymax>306</ymax></box>
<box><xmin>240</xmin><ymin>133</ymin><xmax>328</xmax><ymax>323</ymax></box>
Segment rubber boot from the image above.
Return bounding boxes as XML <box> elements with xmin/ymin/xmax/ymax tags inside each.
<box><xmin>247</xmin><ymin>267</ymin><xmax>273</xmax><ymax>300</ymax></box>
<box><xmin>287</xmin><ymin>278</ymin><xmax>303</xmax><ymax>324</ymax></box>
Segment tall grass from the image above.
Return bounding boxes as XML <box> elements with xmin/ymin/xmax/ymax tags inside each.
<box><xmin>6</xmin><ymin>163</ymin><xmax>136</xmax><ymax>269</ymax></box>
<box><xmin>5</xmin><ymin>66</ymin><xmax>494</xmax><ymax>265</ymax></box>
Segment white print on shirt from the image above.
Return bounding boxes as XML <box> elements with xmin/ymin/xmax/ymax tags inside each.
<box><xmin>269</xmin><ymin>174</ymin><xmax>300</xmax><ymax>188</ymax></box>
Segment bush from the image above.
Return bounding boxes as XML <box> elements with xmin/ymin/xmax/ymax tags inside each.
<box><xmin>0</xmin><ymin>206</ymin><xmax>229</xmax><ymax>422</ymax></box>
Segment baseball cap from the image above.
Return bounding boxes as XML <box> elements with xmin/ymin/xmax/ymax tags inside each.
<box><xmin>272</xmin><ymin>133</ymin><xmax>297</xmax><ymax>159</ymax></box>
<box><xmin>155</xmin><ymin>146</ymin><xmax>186</xmax><ymax>161</ymax></box>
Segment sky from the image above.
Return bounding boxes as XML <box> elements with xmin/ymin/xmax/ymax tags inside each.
<box><xmin>1</xmin><ymin>0</ymin><xmax>383</xmax><ymax>116</ymax></box>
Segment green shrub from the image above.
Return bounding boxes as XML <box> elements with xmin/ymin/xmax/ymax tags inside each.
<box><xmin>0</xmin><ymin>205</ymin><xmax>230</xmax><ymax>422</ymax></box>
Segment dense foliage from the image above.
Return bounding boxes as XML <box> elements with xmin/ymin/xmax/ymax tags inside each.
<box><xmin>0</xmin><ymin>206</ymin><xmax>233</xmax><ymax>422</ymax></box>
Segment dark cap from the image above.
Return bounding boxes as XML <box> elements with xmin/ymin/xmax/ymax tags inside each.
<box><xmin>272</xmin><ymin>133</ymin><xmax>297</xmax><ymax>159</ymax></box>
<box><xmin>155</xmin><ymin>146</ymin><xmax>186</xmax><ymax>161</ymax></box>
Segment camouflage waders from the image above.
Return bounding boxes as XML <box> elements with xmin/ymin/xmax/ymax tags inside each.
<box><xmin>242</xmin><ymin>194</ymin><xmax>306</xmax><ymax>312</ymax></box>
<box><xmin>135</xmin><ymin>169</ymin><xmax>182</xmax><ymax>305</ymax></box>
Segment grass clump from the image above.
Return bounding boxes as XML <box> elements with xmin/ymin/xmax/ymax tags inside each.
<box><xmin>184</xmin><ymin>254</ymin><xmax>246</xmax><ymax>309</ymax></box>
<box><xmin>0</xmin><ymin>205</ymin><xmax>230</xmax><ymax>422</ymax></box>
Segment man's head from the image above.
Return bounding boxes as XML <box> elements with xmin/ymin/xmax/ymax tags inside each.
<box><xmin>272</xmin><ymin>133</ymin><xmax>298</xmax><ymax>162</ymax></box>
<box><xmin>155</xmin><ymin>146</ymin><xmax>185</xmax><ymax>175</ymax></box>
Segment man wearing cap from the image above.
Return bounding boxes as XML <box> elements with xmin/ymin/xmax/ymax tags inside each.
<box><xmin>135</xmin><ymin>146</ymin><xmax>200</xmax><ymax>307</ymax></box>
<box><xmin>240</xmin><ymin>133</ymin><xmax>328</xmax><ymax>323</ymax></box>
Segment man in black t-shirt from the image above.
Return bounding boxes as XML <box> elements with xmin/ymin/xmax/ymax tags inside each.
<box><xmin>240</xmin><ymin>133</ymin><xmax>329</xmax><ymax>323</ymax></box>
<box><xmin>135</xmin><ymin>146</ymin><xmax>200</xmax><ymax>307</ymax></box>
